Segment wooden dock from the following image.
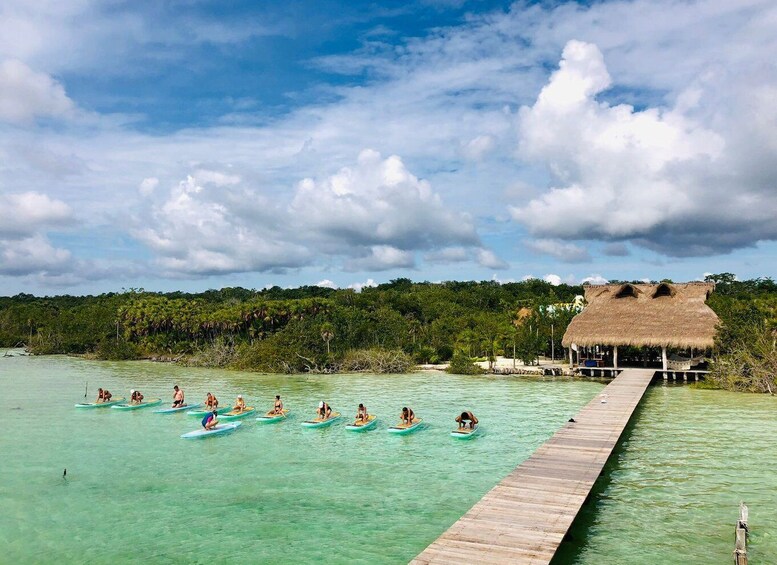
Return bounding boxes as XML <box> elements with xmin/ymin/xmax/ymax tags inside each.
<box><xmin>411</xmin><ymin>368</ymin><xmax>656</xmax><ymax>565</ymax></box>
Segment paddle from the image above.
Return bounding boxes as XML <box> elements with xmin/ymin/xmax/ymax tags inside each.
<box><xmin>84</xmin><ymin>382</ymin><xmax>88</xmax><ymax>399</ymax></box>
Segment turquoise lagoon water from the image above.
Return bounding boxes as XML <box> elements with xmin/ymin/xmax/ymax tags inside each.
<box><xmin>2</xmin><ymin>355</ymin><xmax>776</xmax><ymax>564</ymax></box>
<box><xmin>0</xmin><ymin>354</ymin><xmax>600</xmax><ymax>564</ymax></box>
<box><xmin>558</xmin><ymin>385</ymin><xmax>777</xmax><ymax>564</ymax></box>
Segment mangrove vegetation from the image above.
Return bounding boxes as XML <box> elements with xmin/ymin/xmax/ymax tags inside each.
<box><xmin>1</xmin><ymin>274</ymin><xmax>775</xmax><ymax>391</ymax></box>
<box><xmin>0</xmin><ymin>279</ymin><xmax>579</xmax><ymax>373</ymax></box>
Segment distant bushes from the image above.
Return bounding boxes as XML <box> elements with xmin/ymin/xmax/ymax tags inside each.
<box><xmin>230</xmin><ymin>339</ymin><xmax>301</xmax><ymax>373</ymax></box>
<box><xmin>183</xmin><ymin>337</ymin><xmax>236</xmax><ymax>368</ymax></box>
<box><xmin>340</xmin><ymin>348</ymin><xmax>414</xmax><ymax>374</ymax></box>
<box><xmin>706</xmin><ymin>274</ymin><xmax>777</xmax><ymax>393</ymax></box>
<box><xmin>709</xmin><ymin>328</ymin><xmax>777</xmax><ymax>393</ymax></box>
<box><xmin>93</xmin><ymin>339</ymin><xmax>141</xmax><ymax>360</ymax></box>
<box><xmin>446</xmin><ymin>351</ymin><xmax>484</xmax><ymax>375</ymax></box>
<box><xmin>225</xmin><ymin>344</ymin><xmax>413</xmax><ymax>374</ymax></box>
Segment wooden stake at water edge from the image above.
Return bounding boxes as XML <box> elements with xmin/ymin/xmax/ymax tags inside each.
<box><xmin>734</xmin><ymin>502</ymin><xmax>748</xmax><ymax>565</ymax></box>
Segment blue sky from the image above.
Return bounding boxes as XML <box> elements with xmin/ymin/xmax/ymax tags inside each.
<box><xmin>1</xmin><ymin>0</ymin><xmax>776</xmax><ymax>295</ymax></box>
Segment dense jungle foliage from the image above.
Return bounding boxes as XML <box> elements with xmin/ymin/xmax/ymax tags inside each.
<box><xmin>0</xmin><ymin>279</ymin><xmax>581</xmax><ymax>373</ymax></box>
<box><xmin>2</xmin><ymin>275</ymin><xmax>775</xmax><ymax>389</ymax></box>
<box><xmin>704</xmin><ymin>273</ymin><xmax>777</xmax><ymax>393</ymax></box>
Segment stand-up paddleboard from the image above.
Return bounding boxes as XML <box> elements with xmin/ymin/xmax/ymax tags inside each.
<box><xmin>111</xmin><ymin>398</ymin><xmax>163</xmax><ymax>410</ymax></box>
<box><xmin>450</xmin><ymin>425</ymin><xmax>480</xmax><ymax>439</ymax></box>
<box><xmin>345</xmin><ymin>414</ymin><xmax>377</xmax><ymax>432</ymax></box>
<box><xmin>186</xmin><ymin>406</ymin><xmax>232</xmax><ymax>417</ymax></box>
<box><xmin>75</xmin><ymin>397</ymin><xmax>125</xmax><ymax>409</ymax></box>
<box><xmin>154</xmin><ymin>402</ymin><xmax>202</xmax><ymax>414</ymax></box>
<box><xmin>256</xmin><ymin>409</ymin><xmax>289</xmax><ymax>423</ymax></box>
<box><xmin>219</xmin><ymin>407</ymin><xmax>256</xmax><ymax>420</ymax></box>
<box><xmin>388</xmin><ymin>419</ymin><xmax>423</xmax><ymax>435</ymax></box>
<box><xmin>301</xmin><ymin>412</ymin><xmax>341</xmax><ymax>428</ymax></box>
<box><xmin>180</xmin><ymin>421</ymin><xmax>241</xmax><ymax>439</ymax></box>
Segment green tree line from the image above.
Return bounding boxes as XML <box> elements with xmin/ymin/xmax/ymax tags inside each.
<box><xmin>3</xmin><ymin>275</ymin><xmax>774</xmax><ymax>387</ymax></box>
<box><xmin>704</xmin><ymin>273</ymin><xmax>777</xmax><ymax>392</ymax></box>
<box><xmin>0</xmin><ymin>279</ymin><xmax>582</xmax><ymax>373</ymax></box>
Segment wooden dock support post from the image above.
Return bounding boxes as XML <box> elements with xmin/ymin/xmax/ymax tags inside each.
<box><xmin>735</xmin><ymin>502</ymin><xmax>748</xmax><ymax>565</ymax></box>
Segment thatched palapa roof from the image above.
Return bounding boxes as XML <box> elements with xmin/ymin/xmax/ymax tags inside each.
<box><xmin>561</xmin><ymin>282</ymin><xmax>719</xmax><ymax>349</ymax></box>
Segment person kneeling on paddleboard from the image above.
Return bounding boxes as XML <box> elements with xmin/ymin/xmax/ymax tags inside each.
<box><xmin>401</xmin><ymin>407</ymin><xmax>415</xmax><ymax>425</ymax></box>
<box><xmin>272</xmin><ymin>395</ymin><xmax>283</xmax><ymax>414</ymax></box>
<box><xmin>356</xmin><ymin>403</ymin><xmax>368</xmax><ymax>422</ymax></box>
<box><xmin>318</xmin><ymin>401</ymin><xmax>332</xmax><ymax>420</ymax></box>
<box><xmin>233</xmin><ymin>395</ymin><xmax>246</xmax><ymax>412</ymax></box>
<box><xmin>172</xmin><ymin>385</ymin><xmax>184</xmax><ymax>408</ymax></box>
<box><xmin>202</xmin><ymin>410</ymin><xmax>219</xmax><ymax>430</ymax></box>
<box><xmin>130</xmin><ymin>390</ymin><xmax>144</xmax><ymax>404</ymax></box>
<box><xmin>455</xmin><ymin>410</ymin><xmax>478</xmax><ymax>429</ymax></box>
<box><xmin>205</xmin><ymin>392</ymin><xmax>219</xmax><ymax>409</ymax></box>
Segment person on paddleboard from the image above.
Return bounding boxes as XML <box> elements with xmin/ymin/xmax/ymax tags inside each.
<box><xmin>205</xmin><ymin>392</ymin><xmax>219</xmax><ymax>409</ymax></box>
<box><xmin>130</xmin><ymin>390</ymin><xmax>144</xmax><ymax>404</ymax></box>
<box><xmin>318</xmin><ymin>401</ymin><xmax>332</xmax><ymax>420</ymax></box>
<box><xmin>96</xmin><ymin>388</ymin><xmax>105</xmax><ymax>403</ymax></box>
<box><xmin>400</xmin><ymin>407</ymin><xmax>415</xmax><ymax>425</ymax></box>
<box><xmin>202</xmin><ymin>410</ymin><xmax>219</xmax><ymax>430</ymax></box>
<box><xmin>355</xmin><ymin>403</ymin><xmax>369</xmax><ymax>422</ymax></box>
<box><xmin>455</xmin><ymin>410</ymin><xmax>478</xmax><ymax>429</ymax></box>
<box><xmin>103</xmin><ymin>389</ymin><xmax>112</xmax><ymax>402</ymax></box>
<box><xmin>233</xmin><ymin>395</ymin><xmax>246</xmax><ymax>412</ymax></box>
<box><xmin>272</xmin><ymin>395</ymin><xmax>283</xmax><ymax>414</ymax></box>
<box><xmin>172</xmin><ymin>385</ymin><xmax>184</xmax><ymax>408</ymax></box>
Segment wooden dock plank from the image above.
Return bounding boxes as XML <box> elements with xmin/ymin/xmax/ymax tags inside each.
<box><xmin>410</xmin><ymin>369</ymin><xmax>654</xmax><ymax>565</ymax></box>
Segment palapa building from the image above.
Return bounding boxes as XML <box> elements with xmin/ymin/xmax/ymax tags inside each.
<box><xmin>562</xmin><ymin>282</ymin><xmax>720</xmax><ymax>372</ymax></box>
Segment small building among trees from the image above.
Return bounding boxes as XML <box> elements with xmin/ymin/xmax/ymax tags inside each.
<box><xmin>562</xmin><ymin>282</ymin><xmax>719</xmax><ymax>373</ymax></box>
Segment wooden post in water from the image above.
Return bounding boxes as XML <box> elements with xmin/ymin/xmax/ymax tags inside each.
<box><xmin>734</xmin><ymin>502</ymin><xmax>748</xmax><ymax>565</ymax></box>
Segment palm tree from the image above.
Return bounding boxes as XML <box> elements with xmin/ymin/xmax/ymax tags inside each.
<box><xmin>320</xmin><ymin>322</ymin><xmax>335</xmax><ymax>355</ymax></box>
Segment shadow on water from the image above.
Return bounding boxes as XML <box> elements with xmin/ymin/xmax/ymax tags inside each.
<box><xmin>549</xmin><ymin>396</ymin><xmax>649</xmax><ymax>565</ymax></box>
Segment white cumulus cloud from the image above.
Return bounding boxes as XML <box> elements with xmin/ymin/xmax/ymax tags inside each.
<box><xmin>0</xmin><ymin>59</ymin><xmax>74</xmax><ymax>123</ymax></box>
<box><xmin>0</xmin><ymin>234</ymin><xmax>72</xmax><ymax>276</ymax></box>
<box><xmin>129</xmin><ymin>152</ymin><xmax>494</xmax><ymax>277</ymax></box>
<box><xmin>527</xmin><ymin>238</ymin><xmax>591</xmax><ymax>263</ymax></box>
<box><xmin>291</xmin><ymin>149</ymin><xmax>480</xmax><ymax>253</ymax></box>
<box><xmin>424</xmin><ymin>246</ymin><xmax>469</xmax><ymax>264</ymax></box>
<box><xmin>513</xmin><ymin>39</ymin><xmax>777</xmax><ymax>256</ymax></box>
<box><xmin>476</xmin><ymin>248</ymin><xmax>508</xmax><ymax>269</ymax></box>
<box><xmin>581</xmin><ymin>274</ymin><xmax>609</xmax><ymax>285</ymax></box>
<box><xmin>347</xmin><ymin>278</ymin><xmax>377</xmax><ymax>292</ymax></box>
<box><xmin>0</xmin><ymin>191</ymin><xmax>73</xmax><ymax>237</ymax></box>
<box><xmin>345</xmin><ymin>245</ymin><xmax>415</xmax><ymax>272</ymax></box>
<box><xmin>131</xmin><ymin>173</ymin><xmax>311</xmax><ymax>276</ymax></box>
<box><xmin>138</xmin><ymin>177</ymin><xmax>159</xmax><ymax>196</ymax></box>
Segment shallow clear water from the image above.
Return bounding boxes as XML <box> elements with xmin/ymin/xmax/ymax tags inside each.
<box><xmin>0</xmin><ymin>354</ymin><xmax>601</xmax><ymax>564</ymax></box>
<box><xmin>557</xmin><ymin>385</ymin><xmax>777</xmax><ymax>564</ymax></box>
<box><xmin>5</xmin><ymin>356</ymin><xmax>775</xmax><ymax>564</ymax></box>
